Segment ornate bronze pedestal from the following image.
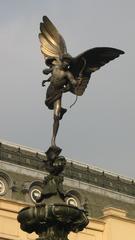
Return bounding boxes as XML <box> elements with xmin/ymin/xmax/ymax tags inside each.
<box><xmin>17</xmin><ymin>147</ymin><xmax>89</xmax><ymax>240</ymax></box>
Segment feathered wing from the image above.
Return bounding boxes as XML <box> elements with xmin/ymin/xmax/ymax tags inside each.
<box><xmin>39</xmin><ymin>16</ymin><xmax>67</xmax><ymax>59</ymax></box>
<box><xmin>70</xmin><ymin>47</ymin><xmax>124</xmax><ymax>96</ymax></box>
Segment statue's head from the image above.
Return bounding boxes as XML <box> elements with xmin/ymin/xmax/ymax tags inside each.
<box><xmin>62</xmin><ymin>53</ymin><xmax>72</xmax><ymax>63</ymax></box>
<box><xmin>60</xmin><ymin>53</ymin><xmax>73</xmax><ymax>69</ymax></box>
<box><xmin>45</xmin><ymin>54</ymin><xmax>72</xmax><ymax>69</ymax></box>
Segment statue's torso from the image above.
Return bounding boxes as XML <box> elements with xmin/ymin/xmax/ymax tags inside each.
<box><xmin>51</xmin><ymin>66</ymin><xmax>67</xmax><ymax>88</ymax></box>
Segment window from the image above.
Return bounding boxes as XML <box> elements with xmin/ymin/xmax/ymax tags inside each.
<box><xmin>0</xmin><ymin>179</ymin><xmax>6</xmax><ymax>195</ymax></box>
<box><xmin>66</xmin><ymin>197</ymin><xmax>78</xmax><ymax>207</ymax></box>
<box><xmin>30</xmin><ymin>188</ymin><xmax>42</xmax><ymax>203</ymax></box>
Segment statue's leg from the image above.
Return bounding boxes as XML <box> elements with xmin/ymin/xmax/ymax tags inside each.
<box><xmin>51</xmin><ymin>98</ymin><xmax>61</xmax><ymax>147</ymax></box>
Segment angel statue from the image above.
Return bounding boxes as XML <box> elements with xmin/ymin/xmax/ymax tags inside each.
<box><xmin>39</xmin><ymin>16</ymin><xmax>124</xmax><ymax>153</ymax></box>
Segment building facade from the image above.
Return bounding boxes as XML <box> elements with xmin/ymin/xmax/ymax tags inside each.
<box><xmin>0</xmin><ymin>140</ymin><xmax>135</xmax><ymax>240</ymax></box>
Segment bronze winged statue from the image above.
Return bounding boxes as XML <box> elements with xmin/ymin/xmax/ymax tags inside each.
<box><xmin>39</xmin><ymin>16</ymin><xmax>124</xmax><ymax>151</ymax></box>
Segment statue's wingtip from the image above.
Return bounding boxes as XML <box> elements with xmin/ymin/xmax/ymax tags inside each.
<box><xmin>42</xmin><ymin>15</ymin><xmax>49</xmax><ymax>22</ymax></box>
<box><xmin>120</xmin><ymin>50</ymin><xmax>125</xmax><ymax>55</ymax></box>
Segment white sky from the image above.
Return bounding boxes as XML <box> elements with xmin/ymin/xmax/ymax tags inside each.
<box><xmin>0</xmin><ymin>0</ymin><xmax>135</xmax><ymax>178</ymax></box>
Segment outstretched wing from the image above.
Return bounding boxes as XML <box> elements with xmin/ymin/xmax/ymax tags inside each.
<box><xmin>39</xmin><ymin>16</ymin><xmax>67</xmax><ymax>59</ymax></box>
<box><xmin>70</xmin><ymin>47</ymin><xmax>124</xmax><ymax>96</ymax></box>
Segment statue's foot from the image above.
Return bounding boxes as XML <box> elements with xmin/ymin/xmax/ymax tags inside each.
<box><xmin>60</xmin><ymin>108</ymin><xmax>67</xmax><ymax>120</ymax></box>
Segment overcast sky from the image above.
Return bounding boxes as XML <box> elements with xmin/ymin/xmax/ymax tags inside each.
<box><xmin>0</xmin><ymin>0</ymin><xmax>135</xmax><ymax>178</ymax></box>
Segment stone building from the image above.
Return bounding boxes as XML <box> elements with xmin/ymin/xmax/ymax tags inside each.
<box><xmin>0</xmin><ymin>140</ymin><xmax>135</xmax><ymax>240</ymax></box>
